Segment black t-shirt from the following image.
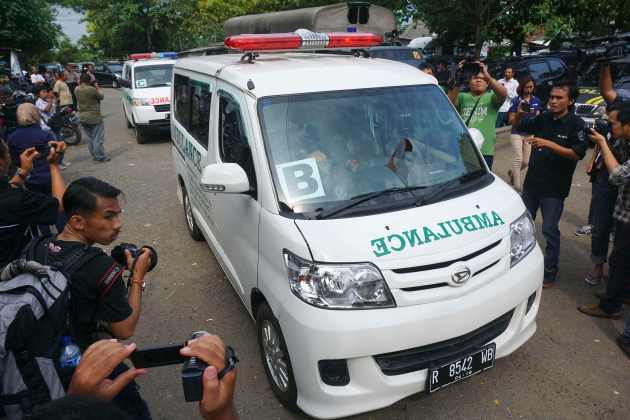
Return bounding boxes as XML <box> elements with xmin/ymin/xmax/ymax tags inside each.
<box><xmin>0</xmin><ymin>177</ymin><xmax>58</xmax><ymax>267</ymax></box>
<box><xmin>33</xmin><ymin>239</ymin><xmax>133</xmax><ymax>350</ymax></box>
<box><xmin>518</xmin><ymin>111</ymin><xmax>587</xmax><ymax>198</ymax></box>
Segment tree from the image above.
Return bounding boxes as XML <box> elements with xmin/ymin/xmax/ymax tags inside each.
<box><xmin>0</xmin><ymin>0</ymin><xmax>62</xmax><ymax>60</ymax></box>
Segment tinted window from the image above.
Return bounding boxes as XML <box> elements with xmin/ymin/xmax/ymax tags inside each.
<box><xmin>548</xmin><ymin>59</ymin><xmax>565</xmax><ymax>76</ymax></box>
<box><xmin>219</xmin><ymin>93</ymin><xmax>256</xmax><ymax>192</ymax></box>
<box><xmin>94</xmin><ymin>64</ymin><xmax>104</xmax><ymax>72</ymax></box>
<box><xmin>527</xmin><ymin>61</ymin><xmax>551</xmax><ymax>79</ymax></box>
<box><xmin>174</xmin><ymin>74</ymin><xmax>191</xmax><ymax>131</ymax></box>
<box><xmin>107</xmin><ymin>64</ymin><xmax>122</xmax><ymax>73</ymax></box>
<box><xmin>190</xmin><ymin>80</ymin><xmax>211</xmax><ymax>148</ymax></box>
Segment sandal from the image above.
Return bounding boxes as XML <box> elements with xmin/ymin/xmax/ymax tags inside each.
<box><xmin>584</xmin><ymin>272</ymin><xmax>607</xmax><ymax>286</ymax></box>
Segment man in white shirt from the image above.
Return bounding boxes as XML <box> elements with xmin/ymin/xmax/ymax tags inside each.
<box><xmin>497</xmin><ymin>66</ymin><xmax>519</xmax><ymax>128</ymax></box>
<box><xmin>30</xmin><ymin>66</ymin><xmax>46</xmax><ymax>86</ymax></box>
<box><xmin>35</xmin><ymin>86</ymin><xmax>56</xmax><ymax>131</ymax></box>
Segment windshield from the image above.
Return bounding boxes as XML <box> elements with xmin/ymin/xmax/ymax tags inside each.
<box><xmin>258</xmin><ymin>85</ymin><xmax>486</xmax><ymax>218</ymax></box>
<box><xmin>108</xmin><ymin>64</ymin><xmax>123</xmax><ymax>73</ymax></box>
<box><xmin>133</xmin><ymin>64</ymin><xmax>172</xmax><ymax>89</ymax></box>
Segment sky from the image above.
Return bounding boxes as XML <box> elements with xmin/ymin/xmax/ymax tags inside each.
<box><xmin>54</xmin><ymin>6</ymin><xmax>87</xmax><ymax>43</ymax></box>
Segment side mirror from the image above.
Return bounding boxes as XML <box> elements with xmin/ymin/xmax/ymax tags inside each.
<box><xmin>119</xmin><ymin>79</ymin><xmax>131</xmax><ymax>88</ymax></box>
<box><xmin>468</xmin><ymin>128</ymin><xmax>485</xmax><ymax>150</ymax></box>
<box><xmin>200</xmin><ymin>163</ymin><xmax>250</xmax><ymax>194</ymax></box>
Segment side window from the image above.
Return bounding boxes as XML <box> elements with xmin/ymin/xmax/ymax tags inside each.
<box><xmin>219</xmin><ymin>93</ymin><xmax>257</xmax><ymax>192</ymax></box>
<box><xmin>190</xmin><ymin>81</ymin><xmax>211</xmax><ymax>149</ymax></box>
<box><xmin>124</xmin><ymin>65</ymin><xmax>131</xmax><ymax>81</ymax></box>
<box><xmin>94</xmin><ymin>64</ymin><xmax>104</xmax><ymax>72</ymax></box>
<box><xmin>174</xmin><ymin>74</ymin><xmax>191</xmax><ymax>131</ymax></box>
<box><xmin>528</xmin><ymin>61</ymin><xmax>551</xmax><ymax>79</ymax></box>
<box><xmin>549</xmin><ymin>59</ymin><xmax>565</xmax><ymax>77</ymax></box>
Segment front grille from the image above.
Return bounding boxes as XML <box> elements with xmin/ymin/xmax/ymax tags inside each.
<box><xmin>373</xmin><ymin>309</ymin><xmax>514</xmax><ymax>376</ymax></box>
<box><xmin>392</xmin><ymin>240</ymin><xmax>502</xmax><ymax>274</ymax></box>
<box><xmin>575</xmin><ymin>104</ymin><xmax>597</xmax><ymax>115</ymax></box>
<box><xmin>154</xmin><ymin>104</ymin><xmax>170</xmax><ymax>113</ymax></box>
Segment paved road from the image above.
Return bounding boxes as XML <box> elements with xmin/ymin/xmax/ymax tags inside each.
<box><xmin>60</xmin><ymin>88</ymin><xmax>628</xmax><ymax>420</ymax></box>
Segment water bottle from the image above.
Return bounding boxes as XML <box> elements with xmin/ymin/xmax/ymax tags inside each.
<box><xmin>59</xmin><ymin>336</ymin><xmax>81</xmax><ymax>368</ymax></box>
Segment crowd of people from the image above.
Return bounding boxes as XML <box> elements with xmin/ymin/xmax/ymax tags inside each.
<box><xmin>0</xmin><ymin>54</ymin><xmax>628</xmax><ymax>418</ymax></box>
<box><xmin>422</xmin><ymin>58</ymin><xmax>630</xmax><ymax>357</ymax></box>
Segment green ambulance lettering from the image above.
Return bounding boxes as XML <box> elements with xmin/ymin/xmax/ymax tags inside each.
<box><xmin>386</xmin><ymin>234</ymin><xmax>405</xmax><ymax>251</ymax></box>
<box><xmin>403</xmin><ymin>229</ymin><xmax>424</xmax><ymax>247</ymax></box>
<box><xmin>422</xmin><ymin>226</ymin><xmax>440</xmax><ymax>243</ymax></box>
<box><xmin>371</xmin><ymin>238</ymin><xmax>391</xmax><ymax>257</ymax></box>
<box><xmin>460</xmin><ymin>216</ymin><xmax>478</xmax><ymax>232</ymax></box>
<box><xmin>491</xmin><ymin>211</ymin><xmax>505</xmax><ymax>226</ymax></box>
<box><xmin>473</xmin><ymin>213</ymin><xmax>492</xmax><ymax>229</ymax></box>
<box><xmin>370</xmin><ymin>211</ymin><xmax>506</xmax><ymax>257</ymax></box>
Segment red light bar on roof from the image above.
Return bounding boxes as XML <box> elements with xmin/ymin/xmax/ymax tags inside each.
<box><xmin>224</xmin><ymin>30</ymin><xmax>383</xmax><ymax>52</ymax></box>
<box><xmin>129</xmin><ymin>52</ymin><xmax>177</xmax><ymax>60</ymax></box>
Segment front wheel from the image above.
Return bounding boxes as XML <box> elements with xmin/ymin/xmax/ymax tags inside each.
<box><xmin>134</xmin><ymin>119</ymin><xmax>148</xmax><ymax>144</ymax></box>
<box><xmin>112</xmin><ymin>79</ymin><xmax>119</xmax><ymax>88</ymax></box>
<box><xmin>256</xmin><ymin>303</ymin><xmax>299</xmax><ymax>412</ymax></box>
<box><xmin>61</xmin><ymin>124</ymin><xmax>82</xmax><ymax>145</ymax></box>
<box><xmin>182</xmin><ymin>184</ymin><xmax>204</xmax><ymax>241</ymax></box>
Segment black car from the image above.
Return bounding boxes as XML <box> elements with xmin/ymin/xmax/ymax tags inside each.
<box><xmin>488</xmin><ymin>56</ymin><xmax>570</xmax><ymax>104</ymax></box>
<box><xmin>366</xmin><ymin>46</ymin><xmax>424</xmax><ymax>68</ymax></box>
<box><xmin>94</xmin><ymin>61</ymin><xmax>123</xmax><ymax>88</ymax></box>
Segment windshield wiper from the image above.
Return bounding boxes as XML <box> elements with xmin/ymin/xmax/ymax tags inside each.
<box><xmin>415</xmin><ymin>169</ymin><xmax>487</xmax><ymax>207</ymax></box>
<box><xmin>316</xmin><ymin>186</ymin><xmax>427</xmax><ymax>220</ymax></box>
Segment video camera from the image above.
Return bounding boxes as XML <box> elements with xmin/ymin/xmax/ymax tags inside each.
<box><xmin>583</xmin><ymin>32</ymin><xmax>630</xmax><ymax>62</ymax></box>
<box><xmin>129</xmin><ymin>331</ymin><xmax>239</xmax><ymax>402</ymax></box>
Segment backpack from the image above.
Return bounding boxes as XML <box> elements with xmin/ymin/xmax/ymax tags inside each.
<box><xmin>0</xmin><ymin>235</ymin><xmax>100</xmax><ymax>419</ymax></box>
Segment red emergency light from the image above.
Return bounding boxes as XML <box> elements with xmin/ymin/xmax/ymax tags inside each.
<box><xmin>224</xmin><ymin>30</ymin><xmax>383</xmax><ymax>52</ymax></box>
<box><xmin>129</xmin><ymin>52</ymin><xmax>177</xmax><ymax>60</ymax></box>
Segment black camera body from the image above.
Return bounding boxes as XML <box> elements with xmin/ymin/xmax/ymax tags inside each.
<box><xmin>583</xmin><ymin>32</ymin><xmax>630</xmax><ymax>62</ymax></box>
<box><xmin>111</xmin><ymin>243</ymin><xmax>158</xmax><ymax>272</ymax></box>
<box><xmin>594</xmin><ymin>118</ymin><xmax>610</xmax><ymax>137</ymax></box>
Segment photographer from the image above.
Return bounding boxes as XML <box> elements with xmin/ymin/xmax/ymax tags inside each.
<box><xmin>0</xmin><ymin>139</ymin><xmax>66</xmax><ymax>268</ymax></box>
<box><xmin>448</xmin><ymin>60</ymin><xmax>507</xmax><ymax>169</ymax></box>
<box><xmin>511</xmin><ymin>80</ymin><xmax>587</xmax><ymax>287</ymax></box>
<box><xmin>32</xmin><ymin>335</ymin><xmax>238</xmax><ymax>420</ymax></box>
<box><xmin>578</xmin><ymin>103</ymin><xmax>630</xmax><ymax>354</ymax></box>
<box><xmin>30</xmin><ymin>177</ymin><xmax>153</xmax><ymax>419</ymax></box>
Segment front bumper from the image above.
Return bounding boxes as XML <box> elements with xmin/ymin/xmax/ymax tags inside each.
<box><xmin>133</xmin><ymin>105</ymin><xmax>170</xmax><ymax>127</ymax></box>
<box><xmin>276</xmin><ymin>246</ymin><xmax>543</xmax><ymax>419</ymax></box>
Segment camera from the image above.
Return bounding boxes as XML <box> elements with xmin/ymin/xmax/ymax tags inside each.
<box><xmin>111</xmin><ymin>243</ymin><xmax>158</xmax><ymax>272</ymax></box>
<box><xmin>129</xmin><ymin>331</ymin><xmax>239</xmax><ymax>402</ymax></box>
<box><xmin>593</xmin><ymin>118</ymin><xmax>610</xmax><ymax>137</ymax></box>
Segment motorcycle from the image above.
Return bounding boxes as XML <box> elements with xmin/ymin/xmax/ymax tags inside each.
<box><xmin>48</xmin><ymin>105</ymin><xmax>82</xmax><ymax>145</ymax></box>
<box><xmin>0</xmin><ymin>90</ymin><xmax>35</xmax><ymax>141</ymax></box>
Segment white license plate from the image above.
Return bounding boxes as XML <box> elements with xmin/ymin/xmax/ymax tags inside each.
<box><xmin>427</xmin><ymin>344</ymin><xmax>496</xmax><ymax>393</ymax></box>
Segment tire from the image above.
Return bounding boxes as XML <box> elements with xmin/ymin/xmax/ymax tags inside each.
<box><xmin>124</xmin><ymin>105</ymin><xmax>132</xmax><ymax>128</ymax></box>
<box><xmin>60</xmin><ymin>125</ymin><xmax>82</xmax><ymax>145</ymax></box>
<box><xmin>256</xmin><ymin>303</ymin><xmax>299</xmax><ymax>412</ymax></box>
<box><xmin>182</xmin><ymin>185</ymin><xmax>204</xmax><ymax>241</ymax></box>
<box><xmin>112</xmin><ymin>79</ymin><xmax>119</xmax><ymax>88</ymax></box>
<box><xmin>134</xmin><ymin>119</ymin><xmax>149</xmax><ymax>144</ymax></box>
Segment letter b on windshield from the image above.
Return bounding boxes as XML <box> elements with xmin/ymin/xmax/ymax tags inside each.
<box><xmin>276</xmin><ymin>158</ymin><xmax>326</xmax><ymax>202</ymax></box>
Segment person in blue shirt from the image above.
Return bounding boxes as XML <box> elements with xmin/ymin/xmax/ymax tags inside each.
<box><xmin>507</xmin><ymin>76</ymin><xmax>543</xmax><ymax>192</ymax></box>
<box><xmin>8</xmin><ymin>103</ymin><xmax>64</xmax><ymax>233</ymax></box>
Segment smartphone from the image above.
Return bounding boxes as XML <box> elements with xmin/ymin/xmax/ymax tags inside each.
<box><xmin>130</xmin><ymin>344</ymin><xmax>186</xmax><ymax>368</ymax></box>
<box><xmin>35</xmin><ymin>144</ymin><xmax>51</xmax><ymax>157</ymax></box>
<box><xmin>521</xmin><ymin>102</ymin><xmax>531</xmax><ymax>112</ymax></box>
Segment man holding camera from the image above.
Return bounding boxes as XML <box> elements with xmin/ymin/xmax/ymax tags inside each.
<box><xmin>578</xmin><ymin>103</ymin><xmax>630</xmax><ymax>356</ymax></box>
<box><xmin>600</xmin><ymin>60</ymin><xmax>630</xmax><ymax>104</ymax></box>
<box><xmin>511</xmin><ymin>81</ymin><xmax>587</xmax><ymax>287</ymax></box>
<box><xmin>448</xmin><ymin>61</ymin><xmax>507</xmax><ymax>169</ymax></box>
<box><xmin>30</xmin><ymin>176</ymin><xmax>153</xmax><ymax>418</ymax></box>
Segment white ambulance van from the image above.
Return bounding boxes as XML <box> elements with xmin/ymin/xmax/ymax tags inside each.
<box><xmin>171</xmin><ymin>31</ymin><xmax>543</xmax><ymax>419</ymax></box>
<box><xmin>120</xmin><ymin>52</ymin><xmax>176</xmax><ymax>143</ymax></box>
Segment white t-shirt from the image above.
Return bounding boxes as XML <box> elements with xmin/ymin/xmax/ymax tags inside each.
<box><xmin>36</xmin><ymin>98</ymin><xmax>55</xmax><ymax>131</ymax></box>
<box><xmin>30</xmin><ymin>74</ymin><xmax>46</xmax><ymax>85</ymax></box>
<box><xmin>498</xmin><ymin>78</ymin><xmax>519</xmax><ymax>112</ymax></box>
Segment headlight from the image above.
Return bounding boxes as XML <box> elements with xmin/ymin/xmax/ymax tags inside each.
<box><xmin>132</xmin><ymin>98</ymin><xmax>152</xmax><ymax>106</ymax></box>
<box><xmin>510</xmin><ymin>212</ymin><xmax>536</xmax><ymax>267</ymax></box>
<box><xmin>284</xmin><ymin>251</ymin><xmax>395</xmax><ymax>309</ymax></box>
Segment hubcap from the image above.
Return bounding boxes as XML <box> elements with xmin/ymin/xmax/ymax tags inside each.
<box><xmin>261</xmin><ymin>320</ymin><xmax>290</xmax><ymax>392</ymax></box>
<box><xmin>184</xmin><ymin>193</ymin><xmax>195</xmax><ymax>231</ymax></box>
